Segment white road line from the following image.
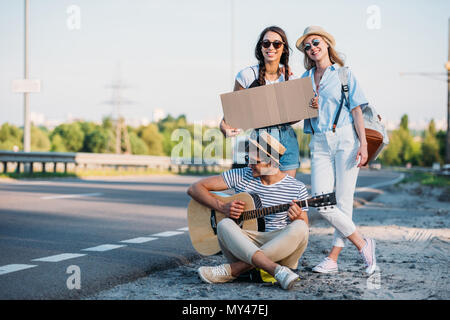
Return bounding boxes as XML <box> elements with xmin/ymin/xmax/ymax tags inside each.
<box><xmin>355</xmin><ymin>174</ymin><xmax>406</xmax><ymax>193</ymax></box>
<box><xmin>82</xmin><ymin>244</ymin><xmax>126</xmax><ymax>252</ymax></box>
<box><xmin>0</xmin><ymin>264</ymin><xmax>37</xmax><ymax>276</ymax></box>
<box><xmin>177</xmin><ymin>227</ymin><xmax>189</xmax><ymax>232</ymax></box>
<box><xmin>151</xmin><ymin>231</ymin><xmax>184</xmax><ymax>237</ymax></box>
<box><xmin>120</xmin><ymin>237</ymin><xmax>157</xmax><ymax>244</ymax></box>
<box><xmin>354</xmin><ymin>187</ymin><xmax>384</xmax><ymax>194</ymax></box>
<box><xmin>40</xmin><ymin>192</ymin><xmax>103</xmax><ymax>200</ymax></box>
<box><xmin>31</xmin><ymin>253</ymin><xmax>86</xmax><ymax>262</ymax></box>
<box><xmin>365</xmin><ymin>174</ymin><xmax>406</xmax><ymax>190</ymax></box>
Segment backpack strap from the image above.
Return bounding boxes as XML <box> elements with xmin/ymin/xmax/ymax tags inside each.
<box><xmin>332</xmin><ymin>66</ymin><xmax>350</xmax><ymax>132</ymax></box>
<box><xmin>338</xmin><ymin>66</ymin><xmax>350</xmax><ymax>103</ymax></box>
<box><xmin>248</xmin><ymin>66</ymin><xmax>261</xmax><ymax>88</ymax></box>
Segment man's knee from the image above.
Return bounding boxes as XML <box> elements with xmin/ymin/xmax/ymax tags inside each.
<box><xmin>288</xmin><ymin>220</ymin><xmax>309</xmax><ymax>242</ymax></box>
<box><xmin>217</xmin><ymin>218</ymin><xmax>235</xmax><ymax>239</ymax></box>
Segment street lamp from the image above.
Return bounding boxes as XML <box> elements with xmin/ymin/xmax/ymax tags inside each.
<box><xmin>23</xmin><ymin>0</ymin><xmax>30</xmax><ymax>153</ymax></box>
<box><xmin>446</xmin><ymin>19</ymin><xmax>450</xmax><ymax>164</ymax></box>
<box><xmin>12</xmin><ymin>1</ymin><xmax>41</xmax><ymax>161</ymax></box>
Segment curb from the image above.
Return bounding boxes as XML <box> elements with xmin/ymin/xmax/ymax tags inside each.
<box><xmin>309</xmin><ymin>173</ymin><xmax>405</xmax><ymax>223</ymax></box>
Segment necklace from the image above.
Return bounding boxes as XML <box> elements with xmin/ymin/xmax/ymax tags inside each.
<box><xmin>266</xmin><ymin>67</ymin><xmax>280</xmax><ymax>82</ymax></box>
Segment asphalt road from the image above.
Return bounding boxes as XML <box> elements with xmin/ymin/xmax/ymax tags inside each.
<box><xmin>0</xmin><ymin>169</ymin><xmax>403</xmax><ymax>299</ymax></box>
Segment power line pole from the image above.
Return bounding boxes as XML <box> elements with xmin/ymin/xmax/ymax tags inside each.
<box><xmin>400</xmin><ymin>18</ymin><xmax>450</xmax><ymax>164</ymax></box>
<box><xmin>104</xmin><ymin>66</ymin><xmax>133</xmax><ymax>154</ymax></box>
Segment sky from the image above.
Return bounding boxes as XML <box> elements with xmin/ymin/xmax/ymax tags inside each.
<box><xmin>0</xmin><ymin>0</ymin><xmax>449</xmax><ymax>130</ymax></box>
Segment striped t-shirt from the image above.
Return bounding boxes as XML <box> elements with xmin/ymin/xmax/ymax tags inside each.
<box><xmin>221</xmin><ymin>167</ymin><xmax>309</xmax><ymax>232</ymax></box>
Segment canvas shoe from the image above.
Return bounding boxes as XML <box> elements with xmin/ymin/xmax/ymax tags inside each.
<box><xmin>312</xmin><ymin>257</ymin><xmax>339</xmax><ymax>273</ymax></box>
<box><xmin>198</xmin><ymin>264</ymin><xmax>236</xmax><ymax>284</ymax></box>
<box><xmin>274</xmin><ymin>266</ymin><xmax>299</xmax><ymax>290</ymax></box>
<box><xmin>360</xmin><ymin>238</ymin><xmax>377</xmax><ymax>275</ymax></box>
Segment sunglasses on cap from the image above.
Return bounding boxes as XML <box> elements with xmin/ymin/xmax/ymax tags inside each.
<box><xmin>245</xmin><ymin>154</ymin><xmax>270</xmax><ymax>165</ymax></box>
<box><xmin>261</xmin><ymin>40</ymin><xmax>285</xmax><ymax>49</ymax></box>
<box><xmin>303</xmin><ymin>39</ymin><xmax>321</xmax><ymax>51</ymax></box>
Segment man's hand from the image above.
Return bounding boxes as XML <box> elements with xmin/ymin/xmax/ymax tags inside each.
<box><xmin>221</xmin><ymin>200</ymin><xmax>245</xmax><ymax>219</ymax></box>
<box><xmin>288</xmin><ymin>201</ymin><xmax>309</xmax><ymax>225</ymax></box>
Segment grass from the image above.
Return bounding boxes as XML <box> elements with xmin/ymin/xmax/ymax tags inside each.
<box><xmin>401</xmin><ymin>170</ymin><xmax>450</xmax><ymax>188</ymax></box>
<box><xmin>0</xmin><ymin>167</ymin><xmax>225</xmax><ymax>179</ymax></box>
<box><xmin>0</xmin><ymin>171</ymin><xmax>78</xmax><ymax>179</ymax></box>
<box><xmin>75</xmin><ymin>168</ymin><xmax>174</xmax><ymax>178</ymax></box>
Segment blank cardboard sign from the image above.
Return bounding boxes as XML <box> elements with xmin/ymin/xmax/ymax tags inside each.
<box><xmin>220</xmin><ymin>77</ymin><xmax>317</xmax><ymax>130</ymax></box>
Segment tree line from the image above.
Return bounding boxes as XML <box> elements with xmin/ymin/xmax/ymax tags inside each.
<box><xmin>0</xmin><ymin>113</ymin><xmax>446</xmax><ymax>167</ymax></box>
<box><xmin>0</xmin><ymin>115</ymin><xmax>217</xmax><ymax>157</ymax></box>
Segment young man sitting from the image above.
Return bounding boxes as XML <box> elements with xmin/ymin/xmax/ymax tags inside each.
<box><xmin>187</xmin><ymin>132</ymin><xmax>309</xmax><ymax>290</ymax></box>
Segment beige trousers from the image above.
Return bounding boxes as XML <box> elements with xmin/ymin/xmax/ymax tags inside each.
<box><xmin>217</xmin><ymin>218</ymin><xmax>309</xmax><ymax>269</ymax></box>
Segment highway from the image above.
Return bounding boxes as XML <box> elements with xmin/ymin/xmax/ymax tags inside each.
<box><xmin>0</xmin><ymin>170</ymin><xmax>403</xmax><ymax>299</ymax></box>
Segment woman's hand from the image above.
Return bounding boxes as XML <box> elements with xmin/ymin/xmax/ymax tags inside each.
<box><xmin>351</xmin><ymin>106</ymin><xmax>368</xmax><ymax>167</ymax></box>
<box><xmin>356</xmin><ymin>143</ymin><xmax>368</xmax><ymax>167</ymax></box>
<box><xmin>220</xmin><ymin>118</ymin><xmax>241</xmax><ymax>137</ymax></box>
<box><xmin>309</xmin><ymin>95</ymin><xmax>319</xmax><ymax>109</ymax></box>
<box><xmin>288</xmin><ymin>201</ymin><xmax>309</xmax><ymax>225</ymax></box>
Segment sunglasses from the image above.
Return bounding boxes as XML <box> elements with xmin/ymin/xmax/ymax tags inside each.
<box><xmin>245</xmin><ymin>155</ymin><xmax>265</xmax><ymax>164</ymax></box>
<box><xmin>262</xmin><ymin>40</ymin><xmax>285</xmax><ymax>49</ymax></box>
<box><xmin>303</xmin><ymin>39</ymin><xmax>321</xmax><ymax>51</ymax></box>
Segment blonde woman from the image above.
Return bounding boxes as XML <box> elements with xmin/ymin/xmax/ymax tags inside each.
<box><xmin>296</xmin><ymin>26</ymin><xmax>377</xmax><ymax>274</ymax></box>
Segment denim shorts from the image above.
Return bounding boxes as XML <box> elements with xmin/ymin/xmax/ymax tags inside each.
<box><xmin>251</xmin><ymin>125</ymin><xmax>300</xmax><ymax>171</ymax></box>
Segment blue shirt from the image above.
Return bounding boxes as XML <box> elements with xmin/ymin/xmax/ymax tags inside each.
<box><xmin>301</xmin><ymin>64</ymin><xmax>368</xmax><ymax>134</ymax></box>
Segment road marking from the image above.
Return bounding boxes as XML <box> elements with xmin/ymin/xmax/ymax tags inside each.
<box><xmin>366</xmin><ymin>174</ymin><xmax>405</xmax><ymax>189</ymax></box>
<box><xmin>120</xmin><ymin>237</ymin><xmax>157</xmax><ymax>244</ymax></box>
<box><xmin>177</xmin><ymin>227</ymin><xmax>189</xmax><ymax>232</ymax></box>
<box><xmin>355</xmin><ymin>187</ymin><xmax>384</xmax><ymax>194</ymax></box>
<box><xmin>356</xmin><ymin>174</ymin><xmax>405</xmax><ymax>193</ymax></box>
<box><xmin>82</xmin><ymin>244</ymin><xmax>126</xmax><ymax>252</ymax></box>
<box><xmin>151</xmin><ymin>231</ymin><xmax>184</xmax><ymax>237</ymax></box>
<box><xmin>31</xmin><ymin>253</ymin><xmax>86</xmax><ymax>262</ymax></box>
<box><xmin>0</xmin><ymin>264</ymin><xmax>37</xmax><ymax>275</ymax></box>
<box><xmin>40</xmin><ymin>192</ymin><xmax>103</xmax><ymax>200</ymax></box>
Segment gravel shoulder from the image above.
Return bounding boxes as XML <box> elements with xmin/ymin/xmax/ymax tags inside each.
<box><xmin>85</xmin><ymin>182</ymin><xmax>450</xmax><ymax>300</ymax></box>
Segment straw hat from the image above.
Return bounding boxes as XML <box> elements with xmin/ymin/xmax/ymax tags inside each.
<box><xmin>295</xmin><ymin>26</ymin><xmax>336</xmax><ymax>52</ymax></box>
<box><xmin>248</xmin><ymin>131</ymin><xmax>286</xmax><ymax>166</ymax></box>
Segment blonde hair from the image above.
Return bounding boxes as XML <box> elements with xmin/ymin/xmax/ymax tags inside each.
<box><xmin>303</xmin><ymin>35</ymin><xmax>345</xmax><ymax>70</ymax></box>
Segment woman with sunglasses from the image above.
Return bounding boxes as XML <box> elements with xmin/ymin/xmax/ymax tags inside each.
<box><xmin>296</xmin><ymin>26</ymin><xmax>377</xmax><ymax>275</ymax></box>
<box><xmin>220</xmin><ymin>26</ymin><xmax>300</xmax><ymax>178</ymax></box>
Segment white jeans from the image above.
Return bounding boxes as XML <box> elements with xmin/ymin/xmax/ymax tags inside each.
<box><xmin>309</xmin><ymin>124</ymin><xmax>360</xmax><ymax>247</ymax></box>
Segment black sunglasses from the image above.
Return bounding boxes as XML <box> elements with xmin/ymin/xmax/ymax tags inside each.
<box><xmin>244</xmin><ymin>155</ymin><xmax>264</xmax><ymax>164</ymax></box>
<box><xmin>262</xmin><ymin>40</ymin><xmax>285</xmax><ymax>49</ymax></box>
<box><xmin>303</xmin><ymin>39</ymin><xmax>321</xmax><ymax>51</ymax></box>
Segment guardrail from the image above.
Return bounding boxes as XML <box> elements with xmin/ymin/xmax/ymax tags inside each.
<box><xmin>0</xmin><ymin>151</ymin><xmax>233</xmax><ymax>174</ymax></box>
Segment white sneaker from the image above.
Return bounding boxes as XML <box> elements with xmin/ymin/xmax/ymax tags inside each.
<box><xmin>312</xmin><ymin>257</ymin><xmax>339</xmax><ymax>273</ymax></box>
<box><xmin>360</xmin><ymin>238</ymin><xmax>377</xmax><ymax>275</ymax></box>
<box><xmin>198</xmin><ymin>264</ymin><xmax>236</xmax><ymax>284</ymax></box>
<box><xmin>274</xmin><ymin>266</ymin><xmax>299</xmax><ymax>290</ymax></box>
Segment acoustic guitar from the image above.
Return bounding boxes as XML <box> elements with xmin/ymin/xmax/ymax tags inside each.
<box><xmin>187</xmin><ymin>191</ymin><xmax>336</xmax><ymax>256</ymax></box>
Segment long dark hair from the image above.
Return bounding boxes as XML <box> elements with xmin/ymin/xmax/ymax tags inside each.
<box><xmin>254</xmin><ymin>26</ymin><xmax>291</xmax><ymax>86</ymax></box>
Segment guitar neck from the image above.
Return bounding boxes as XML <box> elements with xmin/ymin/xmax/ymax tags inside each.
<box><xmin>241</xmin><ymin>199</ymin><xmax>308</xmax><ymax>221</ymax></box>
